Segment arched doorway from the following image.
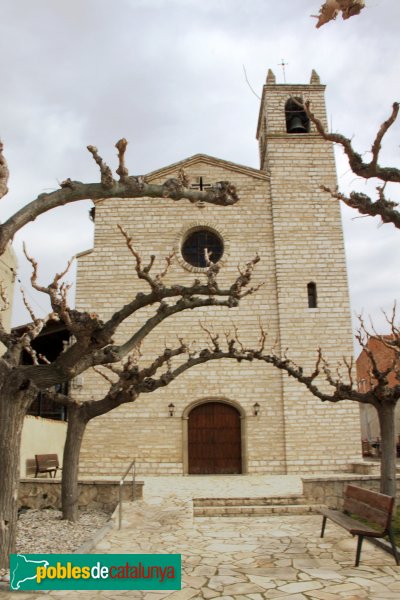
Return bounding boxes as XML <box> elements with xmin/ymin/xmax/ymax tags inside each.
<box><xmin>188</xmin><ymin>402</ymin><xmax>242</xmax><ymax>474</ymax></box>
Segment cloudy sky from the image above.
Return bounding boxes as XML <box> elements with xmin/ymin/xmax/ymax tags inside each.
<box><xmin>0</xmin><ymin>0</ymin><xmax>399</xmax><ymax>353</ymax></box>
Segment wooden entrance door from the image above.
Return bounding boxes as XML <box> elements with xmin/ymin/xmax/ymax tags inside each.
<box><xmin>188</xmin><ymin>402</ymin><xmax>242</xmax><ymax>474</ymax></box>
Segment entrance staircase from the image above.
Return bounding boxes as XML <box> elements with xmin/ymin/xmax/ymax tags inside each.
<box><xmin>193</xmin><ymin>493</ymin><xmax>322</xmax><ymax>517</ymax></box>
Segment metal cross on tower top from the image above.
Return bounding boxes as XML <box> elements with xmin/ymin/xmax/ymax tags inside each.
<box><xmin>278</xmin><ymin>59</ymin><xmax>288</xmax><ymax>83</ymax></box>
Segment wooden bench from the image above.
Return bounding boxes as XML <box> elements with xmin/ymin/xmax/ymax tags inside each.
<box><xmin>318</xmin><ymin>484</ymin><xmax>399</xmax><ymax>566</ymax></box>
<box><xmin>361</xmin><ymin>440</ymin><xmax>373</xmax><ymax>457</ymax></box>
<box><xmin>34</xmin><ymin>454</ymin><xmax>61</xmax><ymax>478</ymax></box>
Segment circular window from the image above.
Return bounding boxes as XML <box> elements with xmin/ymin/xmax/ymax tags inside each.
<box><xmin>181</xmin><ymin>229</ymin><xmax>224</xmax><ymax>268</ymax></box>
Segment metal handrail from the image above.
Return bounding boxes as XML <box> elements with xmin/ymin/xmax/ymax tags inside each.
<box><xmin>118</xmin><ymin>459</ymin><xmax>136</xmax><ymax>529</ymax></box>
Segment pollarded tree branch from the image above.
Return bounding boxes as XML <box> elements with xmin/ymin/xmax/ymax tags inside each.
<box><xmin>92</xmin><ymin>294</ymin><xmax>240</xmax><ymax>365</ymax></box>
<box><xmin>87</xmin><ymin>145</ymin><xmax>115</xmax><ymax>189</ymax></box>
<box><xmin>17</xmin><ymin>245</ymin><xmax>260</xmax><ymax>387</ymax></box>
<box><xmin>321</xmin><ymin>185</ymin><xmax>400</xmax><ymax>229</ymax></box>
<box><xmin>0</xmin><ymin>141</ymin><xmax>9</xmax><ymax>200</ymax></box>
<box><xmin>118</xmin><ymin>225</ymin><xmax>175</xmax><ymax>292</ymax></box>
<box><xmin>304</xmin><ymin>99</ymin><xmax>400</xmax><ymax>182</ymax></box>
<box><xmin>371</xmin><ymin>105</ymin><xmax>400</xmax><ymax>169</ymax></box>
<box><xmin>300</xmin><ymin>98</ymin><xmax>400</xmax><ymax>228</ymax></box>
<box><xmin>379</xmin><ymin>304</ymin><xmax>400</xmax><ymax>351</ymax></box>
<box><xmin>0</xmin><ymin>284</ymin><xmax>13</xmax><ymax>347</ymax></box>
<box><xmin>40</xmin><ymin>388</ymin><xmax>81</xmax><ymax>410</ymax></box>
<box><xmin>23</xmin><ymin>243</ymin><xmax>77</xmax><ymax>331</ymax></box>
<box><xmin>115</xmin><ymin>138</ymin><xmax>129</xmax><ymax>183</ymax></box>
<box><xmin>0</xmin><ymin>140</ymin><xmax>239</xmax><ymax>255</ymax></box>
<box><xmin>45</xmin><ymin>324</ymin><xmax>400</xmax><ymax>424</ymax></box>
<box><xmin>81</xmin><ymin>341</ymin><xmax>189</xmax><ymax>420</ymax></box>
<box><xmin>93</xmin><ymin>249</ymin><xmax>259</xmax><ymax>347</ymax></box>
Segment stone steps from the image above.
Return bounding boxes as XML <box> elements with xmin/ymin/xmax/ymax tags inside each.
<box><xmin>194</xmin><ymin>494</ymin><xmax>307</xmax><ymax>507</ymax></box>
<box><xmin>193</xmin><ymin>495</ymin><xmax>322</xmax><ymax>517</ymax></box>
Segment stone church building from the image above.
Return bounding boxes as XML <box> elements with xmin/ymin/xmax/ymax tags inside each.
<box><xmin>76</xmin><ymin>70</ymin><xmax>362</xmax><ymax>477</ymax></box>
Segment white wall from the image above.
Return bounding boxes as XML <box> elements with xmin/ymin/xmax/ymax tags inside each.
<box><xmin>20</xmin><ymin>415</ymin><xmax>67</xmax><ymax>477</ymax></box>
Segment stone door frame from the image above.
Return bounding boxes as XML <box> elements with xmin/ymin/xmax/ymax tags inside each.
<box><xmin>182</xmin><ymin>397</ymin><xmax>248</xmax><ymax>475</ymax></box>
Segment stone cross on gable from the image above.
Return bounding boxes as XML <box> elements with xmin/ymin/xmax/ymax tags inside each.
<box><xmin>190</xmin><ymin>176</ymin><xmax>212</xmax><ymax>191</ymax></box>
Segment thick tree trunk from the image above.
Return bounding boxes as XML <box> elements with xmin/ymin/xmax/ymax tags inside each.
<box><xmin>0</xmin><ymin>371</ymin><xmax>35</xmax><ymax>569</ymax></box>
<box><xmin>377</xmin><ymin>402</ymin><xmax>397</xmax><ymax>498</ymax></box>
<box><xmin>61</xmin><ymin>406</ymin><xmax>88</xmax><ymax>522</ymax></box>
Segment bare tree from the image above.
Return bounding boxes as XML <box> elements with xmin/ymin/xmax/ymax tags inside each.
<box><xmin>0</xmin><ymin>140</ymin><xmax>242</xmax><ymax>569</ymax></box>
<box><xmin>313</xmin><ymin>0</ymin><xmax>365</xmax><ymax>28</ymax></box>
<box><xmin>0</xmin><ymin>244</ymin><xmax>260</xmax><ymax>565</ymax></box>
<box><xmin>26</xmin><ymin>237</ymin><xmax>259</xmax><ymax>524</ymax></box>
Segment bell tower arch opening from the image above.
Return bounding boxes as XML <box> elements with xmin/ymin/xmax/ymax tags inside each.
<box><xmin>285</xmin><ymin>97</ymin><xmax>310</xmax><ymax>134</ymax></box>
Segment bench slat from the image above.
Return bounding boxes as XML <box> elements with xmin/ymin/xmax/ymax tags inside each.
<box><xmin>344</xmin><ymin>497</ymin><xmax>391</xmax><ymax>531</ymax></box>
<box><xmin>319</xmin><ymin>507</ymin><xmax>385</xmax><ymax>537</ymax></box>
<box><xmin>345</xmin><ymin>484</ymin><xmax>393</xmax><ymax>511</ymax></box>
<box><xmin>35</xmin><ymin>454</ymin><xmax>61</xmax><ymax>478</ymax></box>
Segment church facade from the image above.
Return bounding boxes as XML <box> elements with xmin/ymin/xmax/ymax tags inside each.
<box><xmin>75</xmin><ymin>70</ymin><xmax>362</xmax><ymax>477</ymax></box>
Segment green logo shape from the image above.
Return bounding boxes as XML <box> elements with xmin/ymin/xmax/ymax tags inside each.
<box><xmin>10</xmin><ymin>554</ymin><xmax>181</xmax><ymax>591</ymax></box>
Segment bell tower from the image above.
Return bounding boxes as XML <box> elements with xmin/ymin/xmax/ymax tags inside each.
<box><xmin>257</xmin><ymin>69</ymin><xmax>361</xmax><ymax>471</ymax></box>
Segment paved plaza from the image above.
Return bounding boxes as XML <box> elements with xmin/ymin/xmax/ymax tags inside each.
<box><xmin>2</xmin><ymin>476</ymin><xmax>400</xmax><ymax>599</ymax></box>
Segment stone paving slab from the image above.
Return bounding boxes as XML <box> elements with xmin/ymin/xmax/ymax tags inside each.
<box><xmin>1</xmin><ymin>475</ymin><xmax>400</xmax><ymax>599</ymax></box>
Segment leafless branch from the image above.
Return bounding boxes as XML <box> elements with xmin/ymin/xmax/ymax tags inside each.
<box><xmin>0</xmin><ymin>283</ymin><xmax>9</xmax><ymax>313</ymax></box>
<box><xmin>178</xmin><ymin>168</ymin><xmax>189</xmax><ymax>189</ymax></box>
<box><xmin>232</xmin><ymin>323</ymin><xmax>245</xmax><ymax>352</ymax></box>
<box><xmin>115</xmin><ymin>138</ymin><xmax>129</xmax><ymax>183</ymax></box>
<box><xmin>200</xmin><ymin>321</ymin><xmax>220</xmax><ymax>352</ymax></box>
<box><xmin>356</xmin><ymin>313</ymin><xmax>399</xmax><ymax>390</ymax></box>
<box><xmin>230</xmin><ymin>255</ymin><xmax>261</xmax><ymax>298</ymax></box>
<box><xmin>0</xmin><ymin>142</ymin><xmax>239</xmax><ymax>256</ymax></box>
<box><xmin>258</xmin><ymin>321</ymin><xmax>267</xmax><ymax>353</ymax></box>
<box><xmin>321</xmin><ymin>185</ymin><xmax>400</xmax><ymax>229</ymax></box>
<box><xmin>380</xmin><ymin>304</ymin><xmax>400</xmax><ymax>349</ymax></box>
<box><xmin>304</xmin><ymin>99</ymin><xmax>400</xmax><ymax>183</ymax></box>
<box><xmin>118</xmin><ymin>225</ymin><xmax>178</xmax><ymax>291</ymax></box>
<box><xmin>93</xmin><ymin>366</ymin><xmax>116</xmax><ymax>386</ymax></box>
<box><xmin>20</xmin><ymin>288</ymin><xmax>36</xmax><ymax>322</ymax></box>
<box><xmin>23</xmin><ymin>243</ymin><xmax>75</xmax><ymax>327</ymax></box>
<box><xmin>242</xmin><ymin>64</ymin><xmax>261</xmax><ymax>100</ymax></box>
<box><xmin>0</xmin><ymin>140</ymin><xmax>9</xmax><ymax>200</ymax></box>
<box><xmin>37</xmin><ymin>353</ymin><xmax>51</xmax><ymax>365</ymax></box>
<box><xmin>156</xmin><ymin>252</ymin><xmax>175</xmax><ymax>284</ymax></box>
<box><xmin>87</xmin><ymin>145</ymin><xmax>115</xmax><ymax>189</ymax></box>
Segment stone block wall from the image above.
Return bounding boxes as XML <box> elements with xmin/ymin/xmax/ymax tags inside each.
<box><xmin>19</xmin><ymin>479</ymin><xmax>143</xmax><ymax>512</ymax></box>
<box><xmin>303</xmin><ymin>474</ymin><xmax>400</xmax><ymax>509</ymax></box>
<box><xmin>259</xmin><ymin>78</ymin><xmax>361</xmax><ymax>471</ymax></box>
<box><xmin>73</xmin><ymin>73</ymin><xmax>362</xmax><ymax>477</ymax></box>
<box><xmin>76</xmin><ymin>157</ymin><xmax>288</xmax><ymax>476</ymax></box>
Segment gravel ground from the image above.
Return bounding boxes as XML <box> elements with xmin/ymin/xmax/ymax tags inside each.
<box><xmin>0</xmin><ymin>508</ymin><xmax>111</xmax><ymax>583</ymax></box>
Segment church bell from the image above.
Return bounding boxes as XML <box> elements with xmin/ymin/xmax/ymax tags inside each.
<box><xmin>287</xmin><ymin>115</ymin><xmax>307</xmax><ymax>133</ymax></box>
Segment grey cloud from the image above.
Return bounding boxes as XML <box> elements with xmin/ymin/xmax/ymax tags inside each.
<box><xmin>0</xmin><ymin>0</ymin><xmax>399</xmax><ymax>332</ymax></box>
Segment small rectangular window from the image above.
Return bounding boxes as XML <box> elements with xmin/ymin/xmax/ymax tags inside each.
<box><xmin>307</xmin><ymin>282</ymin><xmax>317</xmax><ymax>308</ymax></box>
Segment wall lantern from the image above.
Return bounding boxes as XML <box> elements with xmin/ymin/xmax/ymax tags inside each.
<box><xmin>168</xmin><ymin>403</ymin><xmax>175</xmax><ymax>417</ymax></box>
<box><xmin>253</xmin><ymin>402</ymin><xmax>260</xmax><ymax>417</ymax></box>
